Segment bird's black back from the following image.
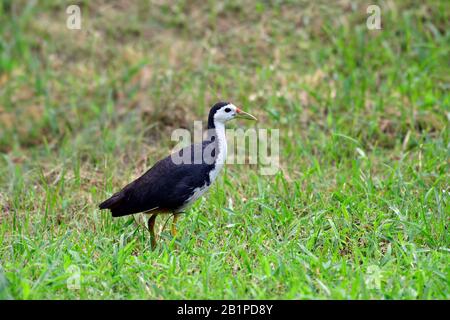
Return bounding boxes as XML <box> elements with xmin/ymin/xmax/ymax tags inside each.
<box><xmin>99</xmin><ymin>140</ymin><xmax>218</xmax><ymax>217</ymax></box>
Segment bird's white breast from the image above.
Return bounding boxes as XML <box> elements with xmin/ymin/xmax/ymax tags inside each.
<box><xmin>208</xmin><ymin>121</ymin><xmax>227</xmax><ymax>183</ymax></box>
<box><xmin>180</xmin><ymin>121</ymin><xmax>228</xmax><ymax>211</ymax></box>
<box><xmin>183</xmin><ymin>184</ymin><xmax>210</xmax><ymax>208</ymax></box>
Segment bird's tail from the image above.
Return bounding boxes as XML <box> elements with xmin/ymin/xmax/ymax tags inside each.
<box><xmin>99</xmin><ymin>192</ymin><xmax>137</xmax><ymax>217</ymax></box>
<box><xmin>99</xmin><ymin>193</ymin><xmax>124</xmax><ymax>211</ymax></box>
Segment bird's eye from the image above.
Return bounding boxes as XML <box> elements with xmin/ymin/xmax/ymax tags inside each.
<box><xmin>224</xmin><ymin>108</ymin><xmax>231</xmax><ymax>113</ymax></box>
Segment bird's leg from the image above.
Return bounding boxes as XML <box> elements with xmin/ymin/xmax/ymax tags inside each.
<box><xmin>147</xmin><ymin>213</ymin><xmax>158</xmax><ymax>249</ymax></box>
<box><xmin>171</xmin><ymin>214</ymin><xmax>179</xmax><ymax>237</ymax></box>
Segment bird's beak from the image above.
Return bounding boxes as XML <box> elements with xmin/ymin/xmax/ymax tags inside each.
<box><xmin>235</xmin><ymin>108</ymin><xmax>257</xmax><ymax>121</ymax></box>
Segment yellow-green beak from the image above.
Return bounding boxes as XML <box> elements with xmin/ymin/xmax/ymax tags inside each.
<box><xmin>236</xmin><ymin>108</ymin><xmax>257</xmax><ymax>121</ymax></box>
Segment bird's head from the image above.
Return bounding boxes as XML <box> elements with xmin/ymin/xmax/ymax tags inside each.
<box><xmin>208</xmin><ymin>101</ymin><xmax>257</xmax><ymax>128</ymax></box>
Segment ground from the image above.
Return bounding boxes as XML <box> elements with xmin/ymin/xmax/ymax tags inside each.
<box><xmin>0</xmin><ymin>0</ymin><xmax>449</xmax><ymax>299</ymax></box>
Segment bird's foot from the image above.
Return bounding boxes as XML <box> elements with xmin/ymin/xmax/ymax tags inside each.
<box><xmin>171</xmin><ymin>214</ymin><xmax>179</xmax><ymax>237</ymax></box>
<box><xmin>171</xmin><ymin>225</ymin><xmax>177</xmax><ymax>237</ymax></box>
<box><xmin>148</xmin><ymin>213</ymin><xmax>158</xmax><ymax>250</ymax></box>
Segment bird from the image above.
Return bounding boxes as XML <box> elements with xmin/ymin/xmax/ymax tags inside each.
<box><xmin>99</xmin><ymin>102</ymin><xmax>257</xmax><ymax>248</ymax></box>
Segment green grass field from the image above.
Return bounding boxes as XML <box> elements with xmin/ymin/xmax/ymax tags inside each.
<box><xmin>0</xmin><ymin>0</ymin><xmax>449</xmax><ymax>299</ymax></box>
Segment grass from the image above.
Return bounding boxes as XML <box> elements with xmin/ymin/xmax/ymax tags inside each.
<box><xmin>0</xmin><ymin>0</ymin><xmax>449</xmax><ymax>299</ymax></box>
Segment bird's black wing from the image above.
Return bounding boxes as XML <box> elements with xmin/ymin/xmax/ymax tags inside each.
<box><xmin>99</xmin><ymin>142</ymin><xmax>216</xmax><ymax>217</ymax></box>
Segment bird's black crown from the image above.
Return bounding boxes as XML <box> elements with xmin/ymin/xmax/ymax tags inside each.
<box><xmin>208</xmin><ymin>101</ymin><xmax>230</xmax><ymax>129</ymax></box>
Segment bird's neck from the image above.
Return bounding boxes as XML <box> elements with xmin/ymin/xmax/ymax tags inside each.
<box><xmin>211</xmin><ymin>120</ymin><xmax>227</xmax><ymax>167</ymax></box>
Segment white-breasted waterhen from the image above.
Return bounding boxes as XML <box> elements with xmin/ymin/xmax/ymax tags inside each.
<box><xmin>99</xmin><ymin>102</ymin><xmax>257</xmax><ymax>248</ymax></box>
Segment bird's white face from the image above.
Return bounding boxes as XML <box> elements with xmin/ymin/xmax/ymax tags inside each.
<box><xmin>214</xmin><ymin>104</ymin><xmax>257</xmax><ymax>124</ymax></box>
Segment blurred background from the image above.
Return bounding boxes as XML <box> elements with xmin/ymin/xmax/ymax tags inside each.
<box><xmin>1</xmin><ymin>1</ymin><xmax>447</xmax><ymax>154</ymax></box>
<box><xmin>0</xmin><ymin>1</ymin><xmax>448</xmax><ymax>299</ymax></box>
